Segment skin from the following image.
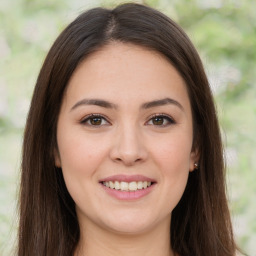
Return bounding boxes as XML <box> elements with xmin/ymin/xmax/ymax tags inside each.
<box><xmin>55</xmin><ymin>42</ymin><xmax>198</xmax><ymax>256</ymax></box>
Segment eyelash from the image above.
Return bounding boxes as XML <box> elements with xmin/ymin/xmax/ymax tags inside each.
<box><xmin>80</xmin><ymin>114</ymin><xmax>110</xmax><ymax>127</ymax></box>
<box><xmin>80</xmin><ymin>113</ymin><xmax>176</xmax><ymax>127</ymax></box>
<box><xmin>145</xmin><ymin>114</ymin><xmax>176</xmax><ymax>127</ymax></box>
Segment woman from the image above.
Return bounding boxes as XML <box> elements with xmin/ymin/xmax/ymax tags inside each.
<box><xmin>19</xmin><ymin>3</ymin><xmax>239</xmax><ymax>256</ymax></box>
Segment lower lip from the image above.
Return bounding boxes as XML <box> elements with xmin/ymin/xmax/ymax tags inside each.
<box><xmin>100</xmin><ymin>183</ymin><xmax>155</xmax><ymax>200</ymax></box>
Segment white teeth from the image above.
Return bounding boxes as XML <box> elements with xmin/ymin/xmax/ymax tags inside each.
<box><xmin>102</xmin><ymin>181</ymin><xmax>153</xmax><ymax>191</ymax></box>
<box><xmin>120</xmin><ymin>181</ymin><xmax>129</xmax><ymax>191</ymax></box>
<box><xmin>114</xmin><ymin>181</ymin><xmax>120</xmax><ymax>190</ymax></box>
<box><xmin>109</xmin><ymin>181</ymin><xmax>114</xmax><ymax>189</ymax></box>
<box><xmin>129</xmin><ymin>181</ymin><xmax>137</xmax><ymax>191</ymax></box>
<box><xmin>137</xmin><ymin>181</ymin><xmax>143</xmax><ymax>189</ymax></box>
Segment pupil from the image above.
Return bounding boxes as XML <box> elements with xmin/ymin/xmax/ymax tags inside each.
<box><xmin>153</xmin><ymin>117</ymin><xmax>163</xmax><ymax>125</ymax></box>
<box><xmin>91</xmin><ymin>117</ymin><xmax>102</xmax><ymax>125</ymax></box>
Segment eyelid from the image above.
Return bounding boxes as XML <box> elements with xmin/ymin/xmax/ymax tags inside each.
<box><xmin>145</xmin><ymin>113</ymin><xmax>176</xmax><ymax>126</ymax></box>
<box><xmin>79</xmin><ymin>113</ymin><xmax>175</xmax><ymax>127</ymax></box>
<box><xmin>80</xmin><ymin>113</ymin><xmax>111</xmax><ymax>126</ymax></box>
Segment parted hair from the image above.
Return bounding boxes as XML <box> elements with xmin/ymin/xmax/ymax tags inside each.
<box><xmin>19</xmin><ymin>3</ymin><xmax>238</xmax><ymax>256</ymax></box>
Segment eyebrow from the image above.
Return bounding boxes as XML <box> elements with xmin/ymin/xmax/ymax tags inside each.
<box><xmin>70</xmin><ymin>99</ymin><xmax>117</xmax><ymax>111</ymax></box>
<box><xmin>141</xmin><ymin>98</ymin><xmax>184</xmax><ymax>111</ymax></box>
<box><xmin>70</xmin><ymin>97</ymin><xmax>184</xmax><ymax>111</ymax></box>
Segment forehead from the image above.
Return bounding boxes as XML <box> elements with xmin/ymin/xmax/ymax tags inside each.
<box><xmin>64</xmin><ymin>42</ymin><xmax>191</xmax><ymax>111</ymax></box>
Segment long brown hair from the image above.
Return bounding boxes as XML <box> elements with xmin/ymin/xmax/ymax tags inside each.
<box><xmin>19</xmin><ymin>3</ymin><xmax>238</xmax><ymax>256</ymax></box>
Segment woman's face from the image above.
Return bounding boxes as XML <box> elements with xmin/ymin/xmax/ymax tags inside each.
<box><xmin>55</xmin><ymin>42</ymin><xmax>197</xmax><ymax>235</ymax></box>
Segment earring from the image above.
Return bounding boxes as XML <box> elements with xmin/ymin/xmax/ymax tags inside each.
<box><xmin>194</xmin><ymin>163</ymin><xmax>199</xmax><ymax>169</ymax></box>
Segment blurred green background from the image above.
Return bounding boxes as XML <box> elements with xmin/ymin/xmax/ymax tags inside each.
<box><xmin>0</xmin><ymin>0</ymin><xmax>255</xmax><ymax>255</ymax></box>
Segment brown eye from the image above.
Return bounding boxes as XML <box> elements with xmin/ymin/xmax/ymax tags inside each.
<box><xmin>81</xmin><ymin>115</ymin><xmax>109</xmax><ymax>126</ymax></box>
<box><xmin>147</xmin><ymin>114</ymin><xmax>175</xmax><ymax>127</ymax></box>
<box><xmin>152</xmin><ymin>116</ymin><xmax>164</xmax><ymax>125</ymax></box>
<box><xmin>90</xmin><ymin>117</ymin><xmax>103</xmax><ymax>125</ymax></box>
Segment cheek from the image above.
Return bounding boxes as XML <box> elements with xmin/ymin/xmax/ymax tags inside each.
<box><xmin>57</xmin><ymin>134</ymin><xmax>113</xmax><ymax>201</ymax></box>
<box><xmin>154</xmin><ymin>134</ymin><xmax>192</xmax><ymax>171</ymax></box>
<box><xmin>58</xmin><ymin>136</ymin><xmax>109</xmax><ymax>202</ymax></box>
<box><xmin>58</xmin><ymin>132</ymin><xmax>109</xmax><ymax>171</ymax></box>
<box><xmin>152</xmin><ymin>135</ymin><xmax>192</xmax><ymax>204</ymax></box>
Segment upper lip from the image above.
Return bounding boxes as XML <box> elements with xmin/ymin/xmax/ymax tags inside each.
<box><xmin>99</xmin><ymin>174</ymin><xmax>156</xmax><ymax>183</ymax></box>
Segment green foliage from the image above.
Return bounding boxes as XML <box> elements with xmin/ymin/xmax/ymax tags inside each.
<box><xmin>0</xmin><ymin>0</ymin><xmax>255</xmax><ymax>255</ymax></box>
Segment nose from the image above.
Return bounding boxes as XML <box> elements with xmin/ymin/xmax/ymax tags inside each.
<box><xmin>109</xmin><ymin>124</ymin><xmax>148</xmax><ymax>166</ymax></box>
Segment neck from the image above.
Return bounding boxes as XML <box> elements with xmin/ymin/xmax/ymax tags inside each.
<box><xmin>75</xmin><ymin>217</ymin><xmax>174</xmax><ymax>256</ymax></box>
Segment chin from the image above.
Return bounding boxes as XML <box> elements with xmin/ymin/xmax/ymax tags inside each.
<box><xmin>107</xmin><ymin>222</ymin><xmax>154</xmax><ymax>235</ymax></box>
<box><xmin>101</xmin><ymin>212</ymin><xmax>167</xmax><ymax>235</ymax></box>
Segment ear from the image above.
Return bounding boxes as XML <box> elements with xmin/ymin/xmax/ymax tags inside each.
<box><xmin>189</xmin><ymin>147</ymin><xmax>200</xmax><ymax>172</ymax></box>
<box><xmin>54</xmin><ymin>148</ymin><xmax>62</xmax><ymax>168</ymax></box>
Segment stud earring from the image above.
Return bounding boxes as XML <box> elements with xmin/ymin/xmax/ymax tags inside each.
<box><xmin>194</xmin><ymin>163</ymin><xmax>199</xmax><ymax>169</ymax></box>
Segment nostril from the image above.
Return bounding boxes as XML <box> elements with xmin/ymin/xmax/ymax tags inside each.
<box><xmin>114</xmin><ymin>157</ymin><xmax>123</xmax><ymax>163</ymax></box>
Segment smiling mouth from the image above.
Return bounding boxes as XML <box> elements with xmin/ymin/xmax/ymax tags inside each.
<box><xmin>101</xmin><ymin>181</ymin><xmax>154</xmax><ymax>192</ymax></box>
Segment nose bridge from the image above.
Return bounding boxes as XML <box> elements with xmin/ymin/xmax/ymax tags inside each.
<box><xmin>110</xmin><ymin>120</ymin><xmax>147</xmax><ymax>165</ymax></box>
